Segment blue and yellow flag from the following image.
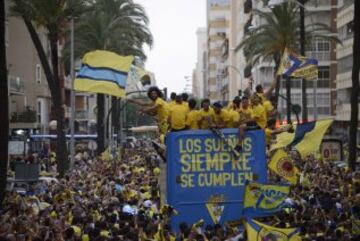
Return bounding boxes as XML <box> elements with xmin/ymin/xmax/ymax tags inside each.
<box><xmin>271</xmin><ymin>119</ymin><xmax>333</xmax><ymax>158</ymax></box>
<box><xmin>245</xmin><ymin>219</ymin><xmax>301</xmax><ymax>241</ymax></box>
<box><xmin>269</xmin><ymin>149</ymin><xmax>299</xmax><ymax>185</ymax></box>
<box><xmin>278</xmin><ymin>48</ymin><xmax>318</xmax><ymax>80</ymax></box>
<box><xmin>74</xmin><ymin>50</ymin><xmax>134</xmax><ymax>97</ymax></box>
<box><xmin>243</xmin><ymin>182</ymin><xmax>290</xmax><ymax>217</ymax></box>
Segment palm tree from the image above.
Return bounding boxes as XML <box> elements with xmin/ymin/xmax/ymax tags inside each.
<box><xmin>349</xmin><ymin>1</ymin><xmax>360</xmax><ymax>171</ymax></box>
<box><xmin>63</xmin><ymin>0</ymin><xmax>153</xmax><ymax>154</ymax></box>
<box><xmin>236</xmin><ymin>2</ymin><xmax>339</xmax><ymax>111</ymax></box>
<box><xmin>0</xmin><ymin>0</ymin><xmax>9</xmax><ymax>207</ymax></box>
<box><xmin>11</xmin><ymin>0</ymin><xmax>85</xmax><ymax>177</ymax></box>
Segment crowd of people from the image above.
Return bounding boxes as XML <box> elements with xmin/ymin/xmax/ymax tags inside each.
<box><xmin>1</xmin><ymin>82</ymin><xmax>359</xmax><ymax>240</ymax></box>
<box><xmin>1</xmin><ymin>142</ymin><xmax>360</xmax><ymax>240</ymax></box>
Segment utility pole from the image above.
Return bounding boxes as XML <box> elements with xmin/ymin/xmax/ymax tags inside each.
<box><xmin>69</xmin><ymin>18</ymin><xmax>75</xmax><ymax>167</ymax></box>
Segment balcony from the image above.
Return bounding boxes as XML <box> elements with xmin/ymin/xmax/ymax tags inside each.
<box><xmin>76</xmin><ymin>110</ymin><xmax>88</xmax><ymax>120</ymax></box>
<box><xmin>306</xmin><ymin>0</ymin><xmax>332</xmax><ymax>11</ymax></box>
<box><xmin>336</xmin><ymin>103</ymin><xmax>360</xmax><ymax>121</ymax></box>
<box><xmin>305</xmin><ymin>51</ymin><xmax>330</xmax><ymax>62</ymax></box>
<box><xmin>8</xmin><ymin>75</ymin><xmax>25</xmax><ymax>94</ymax></box>
<box><xmin>10</xmin><ymin>107</ymin><xmax>37</xmax><ymax>123</ymax></box>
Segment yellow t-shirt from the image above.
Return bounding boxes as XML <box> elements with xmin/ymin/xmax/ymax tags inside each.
<box><xmin>227</xmin><ymin>109</ymin><xmax>240</xmax><ymax>128</ymax></box>
<box><xmin>168</xmin><ymin>100</ymin><xmax>176</xmax><ymax>107</ymax></box>
<box><xmin>155</xmin><ymin>98</ymin><xmax>169</xmax><ymax>123</ymax></box>
<box><xmin>186</xmin><ymin>110</ymin><xmax>200</xmax><ymax>130</ymax></box>
<box><xmin>214</xmin><ymin>109</ymin><xmax>231</xmax><ymax>126</ymax></box>
<box><xmin>263</xmin><ymin>100</ymin><xmax>274</xmax><ymax>119</ymax></box>
<box><xmin>182</xmin><ymin>101</ymin><xmax>190</xmax><ymax>112</ymax></box>
<box><xmin>198</xmin><ymin>107</ymin><xmax>215</xmax><ymax>129</ymax></box>
<box><xmin>238</xmin><ymin>107</ymin><xmax>253</xmax><ymax>123</ymax></box>
<box><xmin>251</xmin><ymin>104</ymin><xmax>267</xmax><ymax>129</ymax></box>
<box><xmin>169</xmin><ymin>103</ymin><xmax>189</xmax><ymax>130</ymax></box>
<box><xmin>257</xmin><ymin>93</ymin><xmax>266</xmax><ymax>103</ymax></box>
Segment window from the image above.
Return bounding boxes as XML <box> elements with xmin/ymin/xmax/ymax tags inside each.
<box><xmin>36</xmin><ymin>64</ymin><xmax>41</xmax><ymax>84</ymax></box>
<box><xmin>318</xmin><ymin>66</ymin><xmax>330</xmax><ymax>88</ymax></box>
<box><xmin>37</xmin><ymin>100</ymin><xmax>41</xmax><ymax>123</ymax></box>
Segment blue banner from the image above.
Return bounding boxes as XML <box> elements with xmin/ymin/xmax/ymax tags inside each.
<box><xmin>166</xmin><ymin>129</ymin><xmax>267</xmax><ymax>230</ymax></box>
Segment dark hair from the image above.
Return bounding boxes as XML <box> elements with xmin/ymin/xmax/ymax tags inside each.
<box><xmin>201</xmin><ymin>98</ymin><xmax>210</xmax><ymax>107</ymax></box>
<box><xmin>255</xmin><ymin>84</ymin><xmax>263</xmax><ymax>93</ymax></box>
<box><xmin>267</xmin><ymin>118</ymin><xmax>276</xmax><ymax>127</ymax></box>
<box><xmin>170</xmin><ymin>92</ymin><xmax>176</xmax><ymax>100</ymax></box>
<box><xmin>147</xmin><ymin>86</ymin><xmax>163</xmax><ymax>100</ymax></box>
<box><xmin>188</xmin><ymin>98</ymin><xmax>197</xmax><ymax>109</ymax></box>
<box><xmin>213</xmin><ymin>102</ymin><xmax>222</xmax><ymax>109</ymax></box>
<box><xmin>241</xmin><ymin>96</ymin><xmax>249</xmax><ymax>101</ymax></box>
<box><xmin>181</xmin><ymin>93</ymin><xmax>189</xmax><ymax>102</ymax></box>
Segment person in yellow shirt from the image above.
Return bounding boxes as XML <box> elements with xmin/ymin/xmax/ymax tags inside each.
<box><xmin>128</xmin><ymin>86</ymin><xmax>169</xmax><ymax>136</ymax></box>
<box><xmin>251</xmin><ymin>94</ymin><xmax>267</xmax><ymax>129</ymax></box>
<box><xmin>186</xmin><ymin>99</ymin><xmax>200</xmax><ymax>130</ymax></box>
<box><xmin>181</xmin><ymin>93</ymin><xmax>190</xmax><ymax>112</ymax></box>
<box><xmin>263</xmin><ymin>95</ymin><xmax>277</xmax><ymax>119</ymax></box>
<box><xmin>212</xmin><ymin>102</ymin><xmax>230</xmax><ymax>128</ymax></box>
<box><xmin>227</xmin><ymin>96</ymin><xmax>241</xmax><ymax>111</ymax></box>
<box><xmin>235</xmin><ymin>95</ymin><xmax>267</xmax><ymax>152</ymax></box>
<box><xmin>198</xmin><ymin>99</ymin><xmax>215</xmax><ymax>129</ymax></box>
<box><xmin>265</xmin><ymin>118</ymin><xmax>291</xmax><ymax>147</ymax></box>
<box><xmin>168</xmin><ymin>95</ymin><xmax>189</xmax><ymax>132</ymax></box>
<box><xmin>227</xmin><ymin>98</ymin><xmax>241</xmax><ymax>128</ymax></box>
<box><xmin>168</xmin><ymin>92</ymin><xmax>177</xmax><ymax>108</ymax></box>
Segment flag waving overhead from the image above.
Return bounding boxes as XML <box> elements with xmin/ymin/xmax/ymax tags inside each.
<box><xmin>74</xmin><ymin>50</ymin><xmax>134</xmax><ymax>97</ymax></box>
<box><xmin>269</xmin><ymin>149</ymin><xmax>299</xmax><ymax>185</ymax></box>
<box><xmin>277</xmin><ymin>48</ymin><xmax>318</xmax><ymax>80</ymax></box>
<box><xmin>245</xmin><ymin>219</ymin><xmax>301</xmax><ymax>241</ymax></box>
<box><xmin>271</xmin><ymin>119</ymin><xmax>334</xmax><ymax>158</ymax></box>
<box><xmin>243</xmin><ymin>182</ymin><xmax>290</xmax><ymax>217</ymax></box>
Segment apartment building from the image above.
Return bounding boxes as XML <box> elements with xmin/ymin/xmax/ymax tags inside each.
<box><xmin>193</xmin><ymin>28</ymin><xmax>207</xmax><ymax>99</ymax></box>
<box><xmin>206</xmin><ymin>0</ymin><xmax>231</xmax><ymax>101</ymax></box>
<box><xmin>335</xmin><ymin>0</ymin><xmax>360</xmax><ymax>141</ymax></box>
<box><xmin>249</xmin><ymin>0</ymin><xmax>337</xmax><ymax>121</ymax></box>
<box><xmin>5</xmin><ymin>1</ymin><xmax>52</xmax><ymax>135</ymax></box>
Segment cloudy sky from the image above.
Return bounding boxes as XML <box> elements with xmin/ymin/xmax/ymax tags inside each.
<box><xmin>135</xmin><ymin>0</ymin><xmax>206</xmax><ymax>94</ymax></box>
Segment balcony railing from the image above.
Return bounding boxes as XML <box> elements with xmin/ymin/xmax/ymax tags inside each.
<box><xmin>10</xmin><ymin>108</ymin><xmax>37</xmax><ymax>123</ymax></box>
<box><xmin>76</xmin><ymin>110</ymin><xmax>88</xmax><ymax>120</ymax></box>
<box><xmin>305</xmin><ymin>51</ymin><xmax>330</xmax><ymax>62</ymax></box>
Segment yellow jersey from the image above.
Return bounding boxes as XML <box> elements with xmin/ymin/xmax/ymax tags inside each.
<box><xmin>263</xmin><ymin>100</ymin><xmax>274</xmax><ymax>119</ymax></box>
<box><xmin>227</xmin><ymin>109</ymin><xmax>240</xmax><ymax>128</ymax></box>
<box><xmin>169</xmin><ymin>103</ymin><xmax>189</xmax><ymax>130</ymax></box>
<box><xmin>265</xmin><ymin>128</ymin><xmax>273</xmax><ymax>145</ymax></box>
<box><xmin>154</xmin><ymin>98</ymin><xmax>169</xmax><ymax>123</ymax></box>
<box><xmin>198</xmin><ymin>107</ymin><xmax>215</xmax><ymax>129</ymax></box>
<box><xmin>251</xmin><ymin>104</ymin><xmax>267</xmax><ymax>129</ymax></box>
<box><xmin>214</xmin><ymin>109</ymin><xmax>231</xmax><ymax>127</ymax></box>
<box><xmin>238</xmin><ymin>107</ymin><xmax>253</xmax><ymax>123</ymax></box>
<box><xmin>182</xmin><ymin>101</ymin><xmax>190</xmax><ymax>112</ymax></box>
<box><xmin>186</xmin><ymin>110</ymin><xmax>201</xmax><ymax>130</ymax></box>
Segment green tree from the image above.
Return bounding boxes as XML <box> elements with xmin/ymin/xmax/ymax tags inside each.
<box><xmin>63</xmin><ymin>0</ymin><xmax>152</xmax><ymax>153</ymax></box>
<box><xmin>349</xmin><ymin>1</ymin><xmax>360</xmax><ymax>171</ymax></box>
<box><xmin>11</xmin><ymin>0</ymin><xmax>86</xmax><ymax>177</ymax></box>
<box><xmin>236</xmin><ymin>2</ymin><xmax>339</xmax><ymax>111</ymax></box>
<box><xmin>0</xmin><ymin>0</ymin><xmax>9</xmax><ymax>207</ymax></box>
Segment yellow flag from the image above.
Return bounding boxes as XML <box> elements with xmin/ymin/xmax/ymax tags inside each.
<box><xmin>269</xmin><ymin>149</ymin><xmax>299</xmax><ymax>185</ymax></box>
<box><xmin>243</xmin><ymin>182</ymin><xmax>290</xmax><ymax>216</ymax></box>
<box><xmin>74</xmin><ymin>50</ymin><xmax>134</xmax><ymax>97</ymax></box>
<box><xmin>245</xmin><ymin>219</ymin><xmax>301</xmax><ymax>241</ymax></box>
<box><xmin>271</xmin><ymin>119</ymin><xmax>333</xmax><ymax>158</ymax></box>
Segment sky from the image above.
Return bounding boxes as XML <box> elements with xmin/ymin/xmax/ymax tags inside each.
<box><xmin>135</xmin><ymin>0</ymin><xmax>206</xmax><ymax>94</ymax></box>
